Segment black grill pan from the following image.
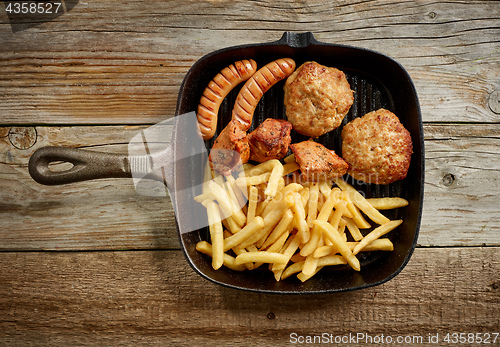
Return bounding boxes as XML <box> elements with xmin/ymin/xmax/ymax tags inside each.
<box><xmin>176</xmin><ymin>32</ymin><xmax>424</xmax><ymax>294</ymax></box>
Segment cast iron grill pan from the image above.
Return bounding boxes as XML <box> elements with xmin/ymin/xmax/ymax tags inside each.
<box><xmin>175</xmin><ymin>32</ymin><xmax>424</xmax><ymax>294</ymax></box>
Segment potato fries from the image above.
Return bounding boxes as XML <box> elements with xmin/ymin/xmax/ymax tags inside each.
<box><xmin>194</xmin><ymin>156</ymin><xmax>407</xmax><ymax>282</ymax></box>
<box><xmin>365</xmin><ymin>197</ymin><xmax>409</xmax><ymax>210</ymax></box>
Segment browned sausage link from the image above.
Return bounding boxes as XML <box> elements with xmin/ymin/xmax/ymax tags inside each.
<box><xmin>231</xmin><ymin>58</ymin><xmax>296</xmax><ymax>131</ymax></box>
<box><xmin>196</xmin><ymin>59</ymin><xmax>257</xmax><ymax>140</ymax></box>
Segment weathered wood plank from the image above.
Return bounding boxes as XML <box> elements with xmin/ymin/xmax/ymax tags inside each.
<box><xmin>1</xmin><ymin>123</ymin><xmax>499</xmax><ymax>250</ymax></box>
<box><xmin>421</xmin><ymin>123</ymin><xmax>500</xmax><ymax>246</ymax></box>
<box><xmin>0</xmin><ymin>0</ymin><xmax>498</xmax><ymax>124</ymax></box>
<box><xmin>0</xmin><ymin>247</ymin><xmax>498</xmax><ymax>346</ymax></box>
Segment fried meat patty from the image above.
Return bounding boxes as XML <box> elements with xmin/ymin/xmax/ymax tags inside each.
<box><xmin>284</xmin><ymin>61</ymin><xmax>354</xmax><ymax>138</ymax></box>
<box><xmin>341</xmin><ymin>108</ymin><xmax>413</xmax><ymax>185</ymax></box>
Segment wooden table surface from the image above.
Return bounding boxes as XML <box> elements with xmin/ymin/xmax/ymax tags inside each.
<box><xmin>1</xmin><ymin>0</ymin><xmax>499</xmax><ymax>345</ymax></box>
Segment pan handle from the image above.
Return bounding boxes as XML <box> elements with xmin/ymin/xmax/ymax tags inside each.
<box><xmin>28</xmin><ymin>146</ymin><xmax>151</xmax><ymax>185</ymax></box>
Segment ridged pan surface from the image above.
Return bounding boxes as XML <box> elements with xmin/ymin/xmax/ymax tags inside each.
<box><xmin>174</xmin><ymin>32</ymin><xmax>424</xmax><ymax>294</ymax></box>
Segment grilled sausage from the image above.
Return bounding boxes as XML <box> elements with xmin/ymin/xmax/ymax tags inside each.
<box><xmin>197</xmin><ymin>59</ymin><xmax>258</xmax><ymax>140</ymax></box>
<box><xmin>231</xmin><ymin>58</ymin><xmax>296</xmax><ymax>131</ymax></box>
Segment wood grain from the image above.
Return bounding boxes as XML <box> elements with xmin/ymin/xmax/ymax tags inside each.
<box><xmin>0</xmin><ymin>0</ymin><xmax>499</xmax><ymax>124</ymax></box>
<box><xmin>1</xmin><ymin>0</ymin><xmax>499</xmax><ymax>344</ymax></box>
<box><xmin>0</xmin><ymin>248</ymin><xmax>498</xmax><ymax>346</ymax></box>
<box><xmin>421</xmin><ymin>123</ymin><xmax>500</xmax><ymax>247</ymax></box>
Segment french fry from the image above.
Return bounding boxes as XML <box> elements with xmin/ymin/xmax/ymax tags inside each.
<box><xmin>226</xmin><ymin>174</ymin><xmax>248</xmax><ymax>214</ymax></box>
<box><xmin>290</xmin><ymin>253</ymin><xmax>306</xmax><ymax>263</ymax></box>
<box><xmin>283</xmin><ymin>161</ymin><xmax>300</xmax><ymax>176</ymax></box>
<box><xmin>344</xmin><ymin>216</ymin><xmax>364</xmax><ymax>241</ymax></box>
<box><xmin>255</xmin><ymin>198</ymin><xmax>269</xmax><ymax>217</ymax></box>
<box><xmin>276</xmin><ymin>177</ymin><xmax>285</xmax><ymax>192</ymax></box>
<box><xmin>242</xmin><ymin>159</ymin><xmax>281</xmax><ymax>177</ymax></box>
<box><xmin>295</xmin><ymin>254</ymin><xmax>348</xmax><ymax>282</ymax></box>
<box><xmin>225</xmin><ymin>229</ymin><xmax>252</xmax><ymax>269</ymax></box>
<box><xmin>223</xmin><ymin>216</ymin><xmax>264</xmax><ymax>252</ymax></box>
<box><xmin>245</xmin><ymin>244</ymin><xmax>261</xmax><ymax>268</ymax></box>
<box><xmin>341</xmin><ymin>189</ymin><xmax>371</xmax><ymax>229</ymax></box>
<box><xmin>313</xmin><ymin>220</ymin><xmax>360</xmax><ymax>271</ymax></box>
<box><xmin>265</xmin><ymin>227</ymin><xmax>292</xmax><ymax>253</ymax></box>
<box><xmin>317</xmin><ymin>187</ymin><xmax>340</xmax><ymax>221</ymax></box>
<box><xmin>261</xmin><ymin>183</ymin><xmax>302</xmax><ymax>218</ymax></box>
<box><xmin>207</xmin><ymin>180</ymin><xmax>245</xmax><ymax>227</ymax></box>
<box><xmin>290</xmin><ymin>192</ymin><xmax>310</xmax><ymax>243</ymax></box>
<box><xmin>329</xmin><ymin>199</ymin><xmax>347</xmax><ymax>230</ymax></box>
<box><xmin>316</xmin><ymin>193</ymin><xmax>325</xmax><ymax>213</ymax></box>
<box><xmin>206</xmin><ymin>201</ymin><xmax>224</xmax><ymax>270</ymax></box>
<box><xmin>235</xmin><ymin>251</ymin><xmax>289</xmax><ymax>265</ymax></box>
<box><xmin>300</xmin><ymin>187</ymin><xmax>310</xmax><ymax>206</ymax></box>
<box><xmin>271</xmin><ymin>233</ymin><xmax>301</xmax><ymax>272</ymax></box>
<box><xmin>353</xmin><ymin>220</ymin><xmax>402</xmax><ymax>255</ymax></box>
<box><xmin>300</xmin><ymin>225</ymin><xmax>322</xmax><ymax>257</ymax></box>
<box><xmin>300</xmin><ymin>185</ymin><xmax>339</xmax><ymax>257</ymax></box>
<box><xmin>366</xmin><ymin>197</ymin><xmax>409</xmax><ymax>210</ymax></box>
<box><xmin>317</xmin><ymin>254</ymin><xmax>347</xmax><ymax>267</ymax></box>
<box><xmin>239</xmin><ymin>194</ymin><xmax>294</xmax><ymax>248</ymax></box>
<box><xmin>222</xmin><ymin>215</ymin><xmax>242</xmax><ymax>234</ymax></box>
<box><xmin>202</xmin><ymin>160</ymin><xmax>213</xmax><ymax>194</ymax></box>
<box><xmin>246</xmin><ymin>186</ymin><xmax>259</xmax><ymax>224</ymax></box>
<box><xmin>306</xmin><ymin>183</ymin><xmax>319</xmax><ymax>228</ymax></box>
<box><xmin>236</xmin><ymin>172</ymin><xmax>271</xmax><ymax>186</ymax></box>
<box><xmin>224</xmin><ymin>229</ymin><xmax>254</xmax><ymax>270</ymax></box>
<box><xmin>314</xmin><ymin>238</ymin><xmax>395</xmax><ymax>257</ymax></box>
<box><xmin>194</xmin><ymin>192</ymin><xmax>214</xmax><ymax>204</ymax></box>
<box><xmin>318</xmin><ymin>180</ymin><xmax>333</xmax><ymax>198</ymax></box>
<box><xmin>297</xmin><ymin>266</ymin><xmax>324</xmax><ymax>282</ymax></box>
<box><xmin>301</xmin><ymin>238</ymin><xmax>323</xmax><ymax>276</ymax></box>
<box><xmin>264</xmin><ymin>161</ymin><xmax>284</xmax><ymax>198</ymax></box>
<box><xmin>281</xmin><ymin>261</ymin><xmax>305</xmax><ymax>280</ymax></box>
<box><xmin>283</xmin><ymin>153</ymin><xmax>296</xmax><ymax>163</ymax></box>
<box><xmin>347</xmin><ymin>238</ymin><xmax>394</xmax><ymax>252</ymax></box>
<box><xmin>196</xmin><ymin>241</ymin><xmax>246</xmax><ymax>271</ymax></box>
<box><xmin>313</xmin><ymin>245</ymin><xmax>335</xmax><ymax>258</ymax></box>
<box><xmin>260</xmin><ymin>209</ymin><xmax>294</xmax><ymax>249</ymax></box>
<box><xmin>334</xmin><ymin>177</ymin><xmax>390</xmax><ymax>225</ymax></box>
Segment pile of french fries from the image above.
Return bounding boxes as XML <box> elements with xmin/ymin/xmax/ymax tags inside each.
<box><xmin>194</xmin><ymin>154</ymin><xmax>408</xmax><ymax>282</ymax></box>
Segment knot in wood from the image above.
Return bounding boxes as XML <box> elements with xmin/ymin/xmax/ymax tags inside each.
<box><xmin>488</xmin><ymin>90</ymin><xmax>500</xmax><ymax>114</ymax></box>
<box><xmin>441</xmin><ymin>173</ymin><xmax>455</xmax><ymax>187</ymax></box>
<box><xmin>8</xmin><ymin>127</ymin><xmax>37</xmax><ymax>149</ymax></box>
<box><xmin>428</xmin><ymin>12</ymin><xmax>437</xmax><ymax>19</ymax></box>
<box><xmin>266</xmin><ymin>312</ymin><xmax>276</xmax><ymax>320</ymax></box>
